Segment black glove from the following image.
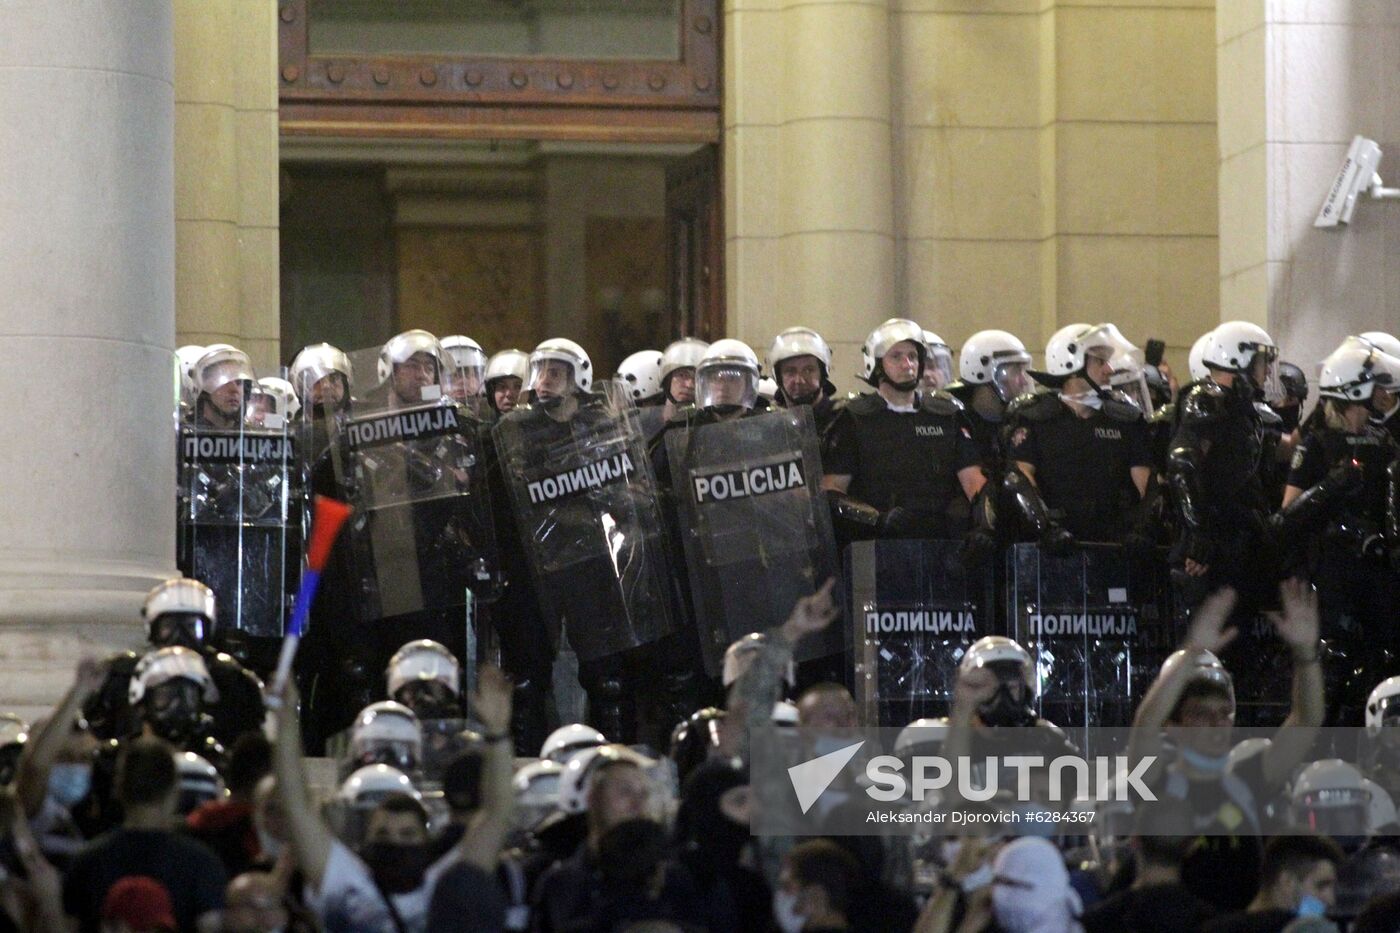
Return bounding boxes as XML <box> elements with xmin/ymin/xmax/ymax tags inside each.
<box><xmin>1039</xmin><ymin>524</ymin><xmax>1075</xmax><ymax>556</ymax></box>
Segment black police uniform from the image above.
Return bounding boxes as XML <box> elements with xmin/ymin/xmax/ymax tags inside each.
<box><xmin>1281</xmin><ymin>416</ymin><xmax>1400</xmax><ymax>723</ymax></box>
<box><xmin>1007</xmin><ymin>394</ymin><xmax>1153</xmax><ymax>542</ymax></box>
<box><xmin>821</xmin><ymin>390</ymin><xmax>982</xmax><ymax>541</ymax></box>
<box><xmin>1168</xmin><ymin>378</ymin><xmax>1283</xmax><ymax>618</ymax></box>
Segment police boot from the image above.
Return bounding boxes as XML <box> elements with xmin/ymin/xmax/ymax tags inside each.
<box><xmin>510</xmin><ymin>677</ymin><xmax>550</xmax><ymax>757</ymax></box>
<box><xmin>585</xmin><ymin>674</ymin><xmax>636</xmax><ymax>746</ymax></box>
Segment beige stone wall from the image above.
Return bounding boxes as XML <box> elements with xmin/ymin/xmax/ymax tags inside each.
<box><xmin>726</xmin><ymin>0</ymin><xmax>1219</xmax><ymax>384</ymax></box>
<box><xmin>174</xmin><ymin>0</ymin><xmax>281</xmax><ymax>373</ymax></box>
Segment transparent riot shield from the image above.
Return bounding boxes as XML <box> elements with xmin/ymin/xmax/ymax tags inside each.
<box><xmin>666</xmin><ymin>407</ymin><xmax>842</xmax><ymax>675</ymax></box>
<box><xmin>491</xmin><ymin>383</ymin><xmax>678</xmax><ymax>663</ymax></box>
<box><xmin>177</xmin><ymin>417</ymin><xmax>299</xmax><ymax>641</ymax></box>
<box><xmin>1007</xmin><ymin>543</ymin><xmax>1174</xmax><ymax>743</ymax></box>
<box><xmin>1171</xmin><ymin>582</ymin><xmax>1291</xmax><ymax>728</ymax></box>
<box><xmin>848</xmin><ymin>540</ymin><xmax>996</xmax><ymax>727</ymax></box>
<box><xmin>330</xmin><ymin>347</ymin><xmax>502</xmax><ymax>623</ymax></box>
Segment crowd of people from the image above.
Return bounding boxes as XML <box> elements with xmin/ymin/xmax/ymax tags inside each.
<box><xmin>3</xmin><ymin>320</ymin><xmax>1400</xmax><ymax>930</ymax></box>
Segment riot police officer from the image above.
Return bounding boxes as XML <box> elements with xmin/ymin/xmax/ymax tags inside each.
<box><xmin>128</xmin><ymin>647</ymin><xmax>226</xmax><ymax>768</ymax></box>
<box><xmin>191</xmin><ymin>345</ymin><xmax>255</xmax><ymax>429</ymax></box>
<box><xmin>1363</xmin><ymin>332</ymin><xmax>1400</xmax><ymax>444</ymax></box>
<box><xmin>616</xmin><ymin>349</ymin><xmax>666</xmax><ymax>441</ymax></box>
<box><xmin>649</xmin><ymin>340</ymin><xmax>767</xmax><ymax>737</ymax></box>
<box><xmin>386</xmin><ymin>639</ymin><xmax>462</xmax><ymax>720</ymax></box>
<box><xmin>766</xmin><ymin>327</ymin><xmax>845</xmax><ymax>437</ymax></box>
<box><xmin>1276</xmin><ymin>336</ymin><xmax>1400</xmax><ymax>723</ymax></box>
<box><xmin>289</xmin><ymin>342</ymin><xmax>352</xmax><ymax>418</ymax></box>
<box><xmin>822</xmin><ymin>319</ymin><xmax>987</xmax><ymax>544</ymax></box>
<box><xmin>483</xmin><ymin>348</ymin><xmax>530</xmax><ymax>418</ymax></box>
<box><xmin>658</xmin><ymin>337</ymin><xmax>709</xmax><ymax>423</ymax></box>
<box><xmin>921</xmin><ymin>330</ymin><xmax>955</xmax><ymax>391</ymax></box>
<box><xmin>948</xmin><ymin>330</ymin><xmax>1034</xmax><ymax>469</ymax></box>
<box><xmin>441</xmin><ymin>335</ymin><xmax>488</xmax><ymax>405</ymax></box>
<box><xmin>1168</xmin><ymin>320</ymin><xmax>1285</xmax><ymax>616</ymax></box>
<box><xmin>1008</xmin><ymin>323</ymin><xmax>1154</xmax><ymax>549</ymax></box>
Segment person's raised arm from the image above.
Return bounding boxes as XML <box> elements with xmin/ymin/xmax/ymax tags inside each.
<box><xmin>16</xmin><ymin>659</ymin><xmax>106</xmax><ymax>818</ymax></box>
<box><xmin>1128</xmin><ymin>587</ymin><xmax>1238</xmax><ymax>767</ymax></box>
<box><xmin>457</xmin><ymin>665</ymin><xmax>514</xmax><ymax>873</ymax></box>
<box><xmin>1263</xmin><ymin>578</ymin><xmax>1324</xmax><ymax>785</ymax></box>
<box><xmin>269</xmin><ymin>682</ymin><xmax>333</xmax><ymax>890</ymax></box>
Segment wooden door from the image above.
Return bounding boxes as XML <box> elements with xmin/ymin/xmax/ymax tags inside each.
<box><xmin>665</xmin><ymin>145</ymin><xmax>724</xmax><ymax>341</ymax></box>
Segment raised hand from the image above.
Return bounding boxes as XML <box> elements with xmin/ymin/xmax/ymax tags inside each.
<box><xmin>472</xmin><ymin>665</ymin><xmax>513</xmax><ymax>736</ymax></box>
<box><xmin>1268</xmin><ymin>577</ymin><xmax>1320</xmax><ymax>653</ymax></box>
<box><xmin>1184</xmin><ymin>586</ymin><xmax>1239</xmax><ymax>655</ymax></box>
<box><xmin>780</xmin><ymin>578</ymin><xmax>839</xmax><ymax>642</ymax></box>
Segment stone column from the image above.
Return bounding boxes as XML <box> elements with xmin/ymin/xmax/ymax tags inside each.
<box><xmin>725</xmin><ymin>0</ymin><xmax>895</xmax><ymax>391</ymax></box>
<box><xmin>0</xmin><ymin>1</ymin><xmax>176</xmax><ymax>718</ymax></box>
<box><xmin>1218</xmin><ymin>2</ymin><xmax>1400</xmax><ymax>370</ymax></box>
<box><xmin>175</xmin><ymin>0</ymin><xmax>280</xmax><ymax>374</ymax></box>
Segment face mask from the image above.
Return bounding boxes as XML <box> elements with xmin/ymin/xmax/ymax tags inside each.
<box><xmin>48</xmin><ymin>763</ymin><xmax>91</xmax><ymax>808</ymax></box>
<box><xmin>772</xmin><ymin>889</ymin><xmax>804</xmax><ymax>933</ymax></box>
<box><xmin>1179</xmin><ymin>745</ymin><xmax>1229</xmax><ymax>774</ymax></box>
<box><xmin>362</xmin><ymin>841</ymin><xmax>436</xmax><ymax>895</ymax></box>
<box><xmin>1297</xmin><ymin>893</ymin><xmax>1328</xmax><ymax>918</ymax></box>
<box><xmin>1059</xmin><ymin>391</ymin><xmax>1104</xmax><ymax>410</ymax></box>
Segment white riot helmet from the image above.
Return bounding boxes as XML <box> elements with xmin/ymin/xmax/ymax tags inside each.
<box><xmin>378</xmin><ymin>330</ymin><xmax>449</xmax><ymax>402</ymax></box>
<box><xmin>129</xmin><ymin>646</ymin><xmax>218</xmax><ymax>706</ymax></box>
<box><xmin>959</xmin><ymin>330</ymin><xmax>1033</xmax><ymax>401</ymax></box>
<box><xmin>142</xmin><ymin>577</ymin><xmax>216</xmax><ymax>646</ymax></box>
<box><xmin>529</xmin><ymin>338</ymin><xmax>593</xmax><ymax>396</ymax></box>
<box><xmin>1188</xmin><ymin>332</ymin><xmax>1213</xmax><ymax>382</ymax></box>
<box><xmin>959</xmin><ymin>636</ymin><xmax>1034</xmax><ymax>688</ymax></box>
<box><xmin>339</xmin><ymin>764</ymin><xmax>420</xmax><ymax>805</ymax></box>
<box><xmin>485</xmin><ymin>349</ymin><xmax>530</xmax><ymax>385</ymax></box>
<box><xmin>1318</xmin><ymin>336</ymin><xmax>1400</xmax><ymax>401</ymax></box>
<box><xmin>1366</xmin><ymin>676</ymin><xmax>1400</xmax><ymax>734</ymax></box>
<box><xmin>254</xmin><ymin>376</ymin><xmax>300</xmax><ymax>425</ymax></box>
<box><xmin>386</xmin><ymin>640</ymin><xmax>460</xmax><ymax>702</ymax></box>
<box><xmin>540</xmin><ymin>724</ymin><xmax>608</xmax><ymax>765</ymax></box>
<box><xmin>195</xmin><ymin>345</ymin><xmax>256</xmax><ymax>397</ymax></box>
<box><xmin>772</xmin><ymin>700</ymin><xmax>799</xmax><ymax>726</ymax></box>
<box><xmin>721</xmin><ymin>632</ymin><xmax>795</xmax><ymax>688</ymax></box>
<box><xmin>1363</xmin><ymin>778</ymin><xmax>1398</xmax><ymax>834</ymax></box>
<box><xmin>615</xmin><ymin>350</ymin><xmax>665</xmax><ymax>402</ymax></box>
<box><xmin>758</xmin><ymin>376</ymin><xmax>778</xmax><ymax>402</ymax></box>
<box><xmin>660</xmin><ymin>338</ymin><xmax>709</xmax><ymax>384</ymax></box>
<box><xmin>1362</xmin><ymin>332</ymin><xmax>1400</xmax><ymax>361</ymax></box>
<box><xmin>1226</xmin><ymin>737</ymin><xmax>1272</xmax><ymax>774</ymax></box>
<box><xmin>861</xmin><ymin>318</ymin><xmax>926</xmax><ymax>388</ymax></box>
<box><xmin>557</xmin><ymin>744</ymin><xmax>655</xmax><ymax>815</ymax></box>
<box><xmin>175</xmin><ymin>752</ymin><xmax>226</xmax><ymax>814</ymax></box>
<box><xmin>289</xmin><ymin>342</ymin><xmax>352</xmax><ymax>406</ymax></box>
<box><xmin>922</xmin><ymin>330</ymin><xmax>955</xmax><ymax>389</ymax></box>
<box><xmin>1042</xmin><ymin>323</ymin><xmax>1139</xmax><ymax>386</ymax></box>
<box><xmin>0</xmin><ymin>715</ymin><xmax>27</xmax><ymax>748</ymax></box>
<box><xmin>1204</xmin><ymin>320</ymin><xmax>1278</xmax><ymax>374</ymax></box>
<box><xmin>768</xmin><ymin>327</ymin><xmax>835</xmax><ymax>400</ymax></box>
<box><xmin>513</xmin><ymin>759</ymin><xmax>565</xmax><ymax>829</ymax></box>
<box><xmin>441</xmin><ymin>335</ymin><xmax>487</xmax><ymax>400</ymax></box>
<box><xmin>350</xmin><ymin>701</ymin><xmax>422</xmax><ymax>773</ymax></box>
<box><xmin>696</xmin><ymin>339</ymin><xmax>760</xmax><ymax>411</ymax></box>
<box><xmin>1291</xmin><ymin>759</ymin><xmax>1371</xmax><ymax>838</ymax></box>
<box><xmin>176</xmin><ymin>345</ymin><xmax>207</xmax><ymax>406</ymax></box>
<box><xmin>894</xmin><ymin>718</ymin><xmax>951</xmax><ymax>758</ymax></box>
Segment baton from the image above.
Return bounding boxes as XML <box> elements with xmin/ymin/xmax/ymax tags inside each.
<box><xmin>268</xmin><ymin>495</ymin><xmax>352</xmax><ymax>706</ymax></box>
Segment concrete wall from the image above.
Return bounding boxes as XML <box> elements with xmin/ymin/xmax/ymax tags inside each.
<box><xmin>1218</xmin><ymin>1</ymin><xmax>1400</xmax><ymax>375</ymax></box>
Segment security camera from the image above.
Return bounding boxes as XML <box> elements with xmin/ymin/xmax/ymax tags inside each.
<box><xmin>1315</xmin><ymin>135</ymin><xmax>1400</xmax><ymax>228</ymax></box>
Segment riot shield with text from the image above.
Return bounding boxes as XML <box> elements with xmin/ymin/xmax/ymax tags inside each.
<box><xmin>1007</xmin><ymin>543</ymin><xmax>1174</xmax><ymax>742</ymax></box>
<box><xmin>332</xmin><ymin>399</ymin><xmax>502</xmax><ymax>622</ymax></box>
<box><xmin>666</xmin><ymin>408</ymin><xmax>842</xmax><ymax>676</ymax></box>
<box><xmin>492</xmin><ymin>385</ymin><xmax>677</xmax><ymax>663</ymax></box>
<box><xmin>848</xmin><ymin>540</ymin><xmax>996</xmax><ymax>727</ymax></box>
<box><xmin>178</xmin><ymin>423</ymin><xmax>299</xmax><ymax>640</ymax></box>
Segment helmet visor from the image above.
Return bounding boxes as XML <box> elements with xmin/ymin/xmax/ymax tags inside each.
<box><xmin>697</xmin><ymin>365</ymin><xmax>757</xmax><ymax>410</ymax></box>
<box><xmin>993</xmin><ymin>361</ymin><xmax>1032</xmax><ymax>401</ymax></box>
<box><xmin>1295</xmin><ymin>793</ymin><xmax>1369</xmax><ymax>837</ymax></box>
<box><xmin>529</xmin><ymin>357</ymin><xmax>576</xmax><ymax>400</ymax></box>
<box><xmin>1110</xmin><ymin>368</ymin><xmax>1154</xmax><ymax>415</ymax></box>
<box><xmin>923</xmin><ymin>347</ymin><xmax>954</xmax><ymax>390</ymax></box>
